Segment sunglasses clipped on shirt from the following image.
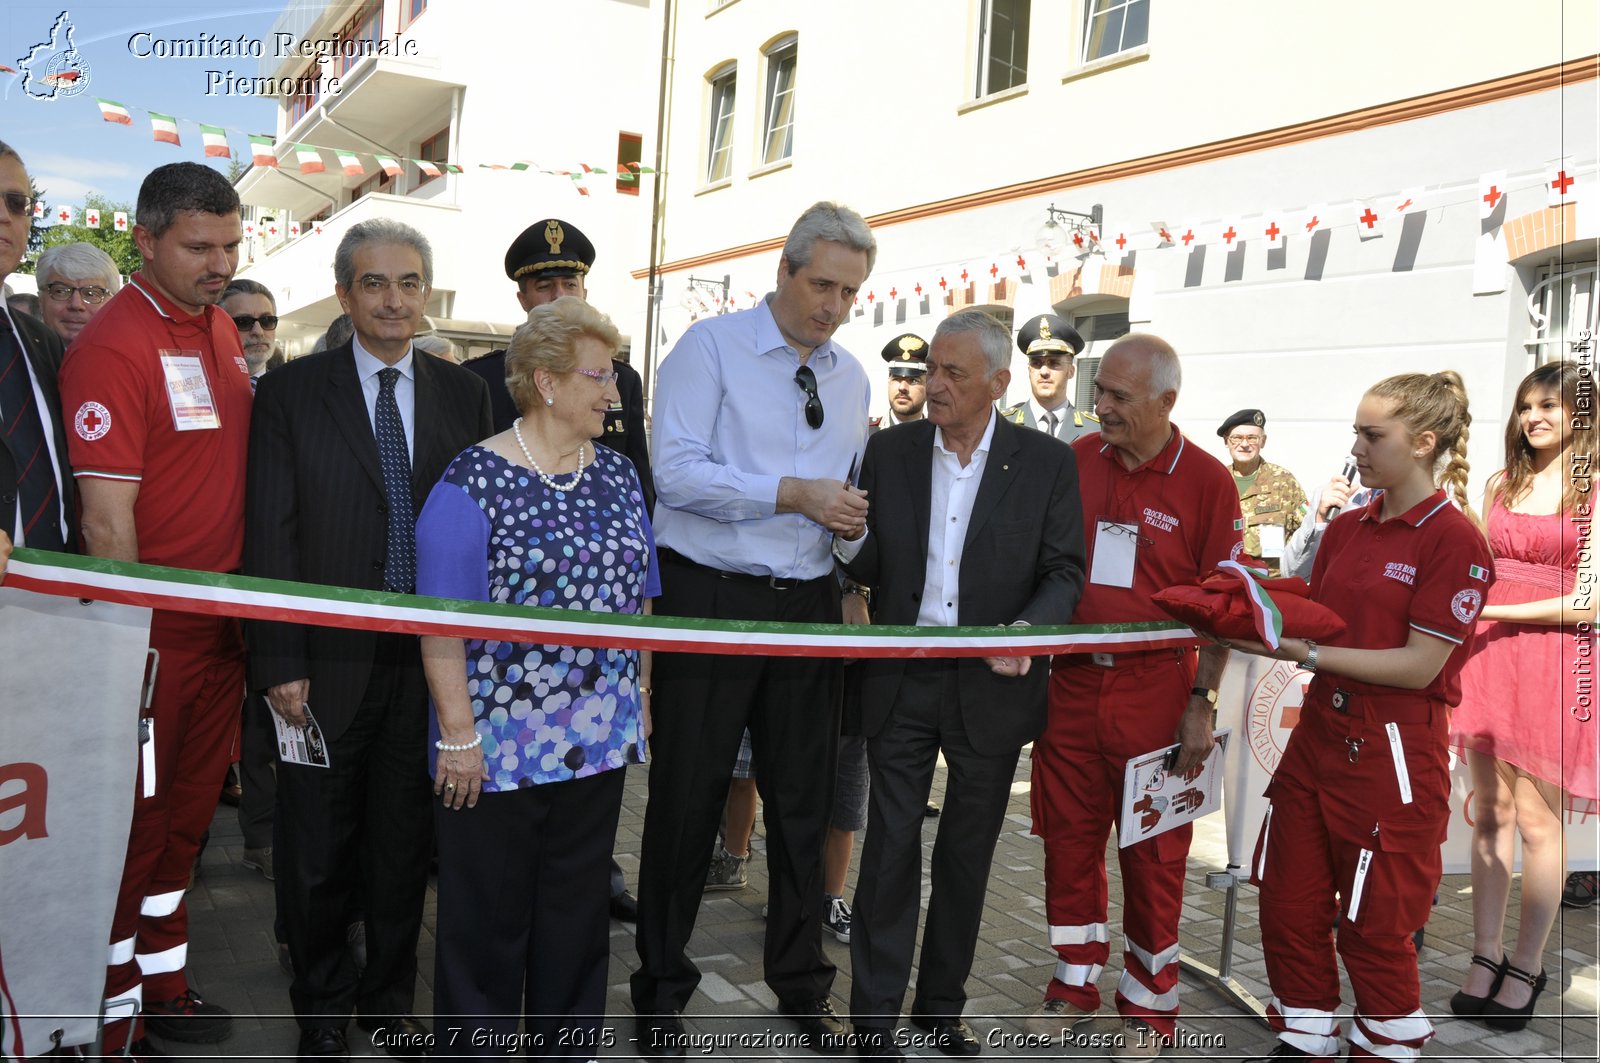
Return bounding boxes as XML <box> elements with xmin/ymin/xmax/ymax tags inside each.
<box><xmin>231</xmin><ymin>314</ymin><xmax>280</xmax><ymax>332</ymax></box>
<box><xmin>794</xmin><ymin>364</ymin><xmax>824</xmax><ymax>430</ymax></box>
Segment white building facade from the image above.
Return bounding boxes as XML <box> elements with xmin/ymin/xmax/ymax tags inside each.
<box><xmin>236</xmin><ymin>0</ymin><xmax>660</xmax><ymax>360</ymax></box>
<box><xmin>641</xmin><ymin>0</ymin><xmax>1598</xmax><ymax>493</ymax></box>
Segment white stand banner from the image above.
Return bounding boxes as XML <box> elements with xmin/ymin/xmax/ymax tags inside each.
<box><xmin>1218</xmin><ymin>656</ymin><xmax>1599</xmax><ymax>876</ymax></box>
<box><xmin>0</xmin><ymin>587</ymin><xmax>150</xmax><ymax>1059</ymax></box>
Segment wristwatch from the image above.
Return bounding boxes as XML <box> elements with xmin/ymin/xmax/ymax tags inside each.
<box><xmin>1299</xmin><ymin>640</ymin><xmax>1319</xmax><ymax>673</ymax></box>
<box><xmin>1190</xmin><ymin>686</ymin><xmax>1218</xmax><ymax>705</ymax></box>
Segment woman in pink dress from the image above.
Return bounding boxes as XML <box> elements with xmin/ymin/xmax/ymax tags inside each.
<box><xmin>1450</xmin><ymin>360</ymin><xmax>1596</xmax><ymax>1030</ymax></box>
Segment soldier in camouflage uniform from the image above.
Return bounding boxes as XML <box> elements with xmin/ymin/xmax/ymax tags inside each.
<box><xmin>1218</xmin><ymin>408</ymin><xmax>1307</xmax><ymax>577</ymax></box>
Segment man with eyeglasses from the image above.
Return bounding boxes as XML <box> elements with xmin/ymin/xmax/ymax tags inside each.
<box><xmin>1217</xmin><ymin>408</ymin><xmax>1307</xmax><ymax>578</ymax></box>
<box><xmin>633</xmin><ymin>202</ymin><xmax>873</xmax><ymax>1058</ymax></box>
<box><xmin>1000</xmin><ymin>313</ymin><xmax>1098</xmax><ymax>443</ymax></box>
<box><xmin>221</xmin><ymin>278</ymin><xmax>284</xmax><ymax>389</ymax></box>
<box><xmin>58</xmin><ymin>161</ymin><xmax>252</xmax><ymax>1055</ymax></box>
<box><xmin>35</xmin><ymin>242</ymin><xmax>122</xmax><ymax>345</ymax></box>
<box><xmin>244</xmin><ymin>217</ymin><xmax>490</xmax><ymax>1060</ymax></box>
<box><xmin>0</xmin><ymin>142</ymin><xmax>75</xmax><ymax>559</ymax></box>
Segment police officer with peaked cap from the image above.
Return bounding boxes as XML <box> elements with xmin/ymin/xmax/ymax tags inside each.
<box><xmin>999</xmin><ymin>312</ymin><xmax>1096</xmax><ymax>442</ymax></box>
<box><xmin>870</xmin><ymin>332</ymin><xmax>929</xmax><ymax>433</ymax></box>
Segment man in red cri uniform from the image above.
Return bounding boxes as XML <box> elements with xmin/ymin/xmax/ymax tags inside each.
<box><xmin>1028</xmin><ymin>333</ymin><xmax>1243</xmax><ymax>1058</ymax></box>
<box><xmin>58</xmin><ymin>162</ymin><xmax>250</xmax><ymax>1056</ymax></box>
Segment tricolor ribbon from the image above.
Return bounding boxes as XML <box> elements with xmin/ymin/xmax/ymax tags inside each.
<box><xmin>1216</xmin><ymin>560</ymin><xmax>1284</xmax><ymax>651</ymax></box>
<box><xmin>1</xmin><ymin>549</ymin><xmax>1198</xmax><ymax>659</ymax></box>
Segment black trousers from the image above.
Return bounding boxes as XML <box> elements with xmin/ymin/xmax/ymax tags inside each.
<box><xmin>277</xmin><ymin>633</ymin><xmax>432</xmax><ymax>1025</ymax></box>
<box><xmin>632</xmin><ymin>555</ymin><xmax>842</xmax><ymax>1014</ymax></box>
<box><xmin>237</xmin><ymin>691</ymin><xmax>276</xmax><ymax>849</ymax></box>
<box><xmin>434</xmin><ymin>768</ymin><xmax>626</xmax><ymax>1060</ymax></box>
<box><xmin>850</xmin><ymin>661</ymin><xmax>1021</xmax><ymax>1025</ymax></box>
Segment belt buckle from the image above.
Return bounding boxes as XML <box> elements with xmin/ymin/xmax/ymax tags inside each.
<box><xmin>1331</xmin><ymin>688</ymin><xmax>1349</xmax><ymax>713</ymax></box>
<box><xmin>1091</xmin><ymin>652</ymin><xmax>1115</xmax><ymax>668</ymax></box>
<box><xmin>768</xmin><ymin>575</ymin><xmax>796</xmax><ymax>591</ymax></box>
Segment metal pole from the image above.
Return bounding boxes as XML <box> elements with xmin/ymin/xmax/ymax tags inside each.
<box><xmin>641</xmin><ymin>0</ymin><xmax>677</xmax><ymax>407</ymax></box>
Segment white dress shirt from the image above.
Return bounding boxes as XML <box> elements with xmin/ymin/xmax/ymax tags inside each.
<box><xmin>917</xmin><ymin>410</ymin><xmax>997</xmax><ymax>627</ymax></box>
<box><xmin>351</xmin><ymin>337</ymin><xmax>416</xmax><ymax>458</ymax></box>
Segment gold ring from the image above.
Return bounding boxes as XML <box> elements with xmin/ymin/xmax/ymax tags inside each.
<box><xmin>445</xmin><ymin>782</ymin><xmax>457</xmax><ymax>790</ymax></box>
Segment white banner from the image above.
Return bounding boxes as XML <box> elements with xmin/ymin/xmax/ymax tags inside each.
<box><xmin>0</xmin><ymin>588</ymin><xmax>149</xmax><ymax>1058</ymax></box>
<box><xmin>1217</xmin><ymin>655</ymin><xmax>1598</xmax><ymax>876</ymax></box>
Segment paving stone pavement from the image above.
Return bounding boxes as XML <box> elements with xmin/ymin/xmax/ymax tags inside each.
<box><xmin>151</xmin><ymin>753</ymin><xmax>1597</xmax><ymax>1061</ymax></box>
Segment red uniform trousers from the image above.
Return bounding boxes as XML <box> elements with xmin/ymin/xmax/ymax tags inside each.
<box><xmin>102</xmin><ymin>612</ymin><xmax>243</xmax><ymax>1045</ymax></box>
<box><xmin>1249</xmin><ymin>686</ymin><xmax>1447</xmax><ymax>1061</ymax></box>
<box><xmin>1031</xmin><ymin>649</ymin><xmax>1197</xmax><ymax>1040</ymax></box>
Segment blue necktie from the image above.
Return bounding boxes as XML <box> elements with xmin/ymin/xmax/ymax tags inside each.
<box><xmin>0</xmin><ymin>321</ymin><xmax>64</xmax><ymax>550</ymax></box>
<box><xmin>375</xmin><ymin>367</ymin><xmax>415</xmax><ymax>593</ymax></box>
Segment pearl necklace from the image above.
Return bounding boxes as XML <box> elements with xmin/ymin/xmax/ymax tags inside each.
<box><xmin>513</xmin><ymin>417</ymin><xmax>587</xmax><ymax>491</ymax></box>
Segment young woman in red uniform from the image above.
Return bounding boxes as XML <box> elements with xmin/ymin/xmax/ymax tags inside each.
<box><xmin>1220</xmin><ymin>371</ymin><xmax>1494</xmax><ymax>1062</ymax></box>
<box><xmin>1449</xmin><ymin>360</ymin><xmax>1595</xmax><ymax>1030</ymax></box>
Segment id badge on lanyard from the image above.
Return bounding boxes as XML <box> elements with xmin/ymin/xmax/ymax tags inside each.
<box><xmin>158</xmin><ymin>349</ymin><xmax>220</xmax><ymax>431</ymax></box>
<box><xmin>1090</xmin><ymin>517</ymin><xmax>1140</xmax><ymax>588</ymax></box>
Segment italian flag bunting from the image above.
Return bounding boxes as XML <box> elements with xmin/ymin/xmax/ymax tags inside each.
<box><xmin>150</xmin><ymin>112</ymin><xmax>180</xmax><ymax>145</ymax></box>
<box><xmin>441</xmin><ymin>162</ymin><xmax>463</xmax><ymax>174</ymax></box>
<box><xmin>375</xmin><ymin>154</ymin><xmax>403</xmax><ymax>177</ymax></box>
<box><xmin>295</xmin><ymin>144</ymin><xmax>325</xmax><ymax>174</ymax></box>
<box><xmin>96</xmin><ymin>97</ymin><xmax>132</xmax><ymax>124</ymax></box>
<box><xmin>249</xmin><ymin>135</ymin><xmax>278</xmax><ymax>167</ymax></box>
<box><xmin>336</xmin><ymin>150</ymin><xmax>364</xmax><ymax>176</ymax></box>
<box><xmin>414</xmin><ymin>158</ymin><xmax>441</xmax><ymax>177</ymax></box>
<box><xmin>200</xmin><ymin>124</ymin><xmax>230</xmax><ymax>158</ymax></box>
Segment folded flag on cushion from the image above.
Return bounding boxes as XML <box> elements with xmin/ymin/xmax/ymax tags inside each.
<box><xmin>1152</xmin><ymin>560</ymin><xmax>1347</xmax><ymax>651</ymax></box>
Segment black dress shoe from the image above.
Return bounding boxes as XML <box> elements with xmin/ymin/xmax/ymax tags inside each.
<box><xmin>924</xmin><ymin>801</ymin><xmax>942</xmax><ymax>818</ymax></box>
<box><xmin>610</xmin><ymin>888</ymin><xmax>640</xmax><ymax>922</ymax></box>
<box><xmin>297</xmin><ymin>1026</ymin><xmax>350</xmax><ymax>1060</ymax></box>
<box><xmin>780</xmin><ymin>997</ymin><xmax>848</xmax><ymax>1053</ymax></box>
<box><xmin>852</xmin><ymin>1025</ymin><xmax>905</xmax><ymax>1058</ymax></box>
<box><xmin>356</xmin><ymin>1014</ymin><xmax>431</xmax><ymax>1060</ymax></box>
<box><xmin>910</xmin><ymin>1015</ymin><xmax>980</xmax><ymax>1057</ymax></box>
<box><xmin>636</xmin><ymin>1013</ymin><xmax>688</xmax><ymax>1059</ymax></box>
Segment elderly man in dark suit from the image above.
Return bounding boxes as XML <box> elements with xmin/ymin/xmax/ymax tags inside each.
<box><xmin>245</xmin><ymin>218</ymin><xmax>491</xmax><ymax>1061</ymax></box>
<box><xmin>834</xmin><ymin>308</ymin><xmax>1086</xmax><ymax>1057</ymax></box>
<box><xmin>0</xmin><ymin>141</ymin><xmax>73</xmax><ymax>555</ymax></box>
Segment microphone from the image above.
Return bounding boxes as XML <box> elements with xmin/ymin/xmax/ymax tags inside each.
<box><xmin>1326</xmin><ymin>457</ymin><xmax>1358</xmax><ymax>520</ymax></box>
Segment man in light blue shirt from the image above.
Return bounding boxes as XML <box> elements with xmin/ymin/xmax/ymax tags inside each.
<box><xmin>634</xmin><ymin>202</ymin><xmax>874</xmax><ymax>1058</ymax></box>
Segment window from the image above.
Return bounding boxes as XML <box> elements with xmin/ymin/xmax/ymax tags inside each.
<box><xmin>1527</xmin><ymin>262</ymin><xmax>1598</xmax><ymax>362</ymax></box>
<box><xmin>616</xmin><ymin>131</ymin><xmax>643</xmax><ymax>196</ymax></box>
<box><xmin>351</xmin><ymin>168</ymin><xmax>393</xmax><ymax>204</ymax></box>
<box><xmin>706</xmin><ymin>65</ymin><xmax>737</xmax><ymax>184</ymax></box>
<box><xmin>416</xmin><ymin>126</ymin><xmax>449</xmax><ymax>187</ymax></box>
<box><xmin>1082</xmin><ymin>0</ymin><xmax>1149</xmax><ymax>64</ymax></box>
<box><xmin>976</xmin><ymin>0</ymin><xmax>1029</xmax><ymax>97</ymax></box>
<box><xmin>402</xmin><ymin>0</ymin><xmax>428</xmax><ymax>29</ymax></box>
<box><xmin>1070</xmin><ymin>308</ymin><xmax>1129</xmax><ymax>408</ymax></box>
<box><xmin>761</xmin><ymin>37</ymin><xmax>797</xmax><ymax>166</ymax></box>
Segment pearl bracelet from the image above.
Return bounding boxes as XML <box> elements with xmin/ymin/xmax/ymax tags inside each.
<box><xmin>435</xmin><ymin>737</ymin><xmax>480</xmax><ymax>752</ymax></box>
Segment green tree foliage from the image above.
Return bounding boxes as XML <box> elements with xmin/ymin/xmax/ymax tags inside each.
<box><xmin>30</xmin><ymin>193</ymin><xmax>141</xmax><ymax>277</ymax></box>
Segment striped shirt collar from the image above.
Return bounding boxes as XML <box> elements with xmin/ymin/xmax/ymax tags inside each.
<box><xmin>128</xmin><ymin>271</ymin><xmax>210</xmax><ymax>325</ymax></box>
<box><xmin>1358</xmin><ymin>487</ymin><xmax>1451</xmax><ymax>526</ymax></box>
<box><xmin>1098</xmin><ymin>423</ymin><xmax>1186</xmax><ymax>475</ymax></box>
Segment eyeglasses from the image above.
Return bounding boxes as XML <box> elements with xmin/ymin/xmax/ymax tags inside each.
<box><xmin>1226</xmin><ymin>435</ymin><xmax>1264</xmax><ymax>447</ymax></box>
<box><xmin>794</xmin><ymin>365</ymin><xmax>824</xmax><ymax>429</ymax></box>
<box><xmin>2</xmin><ymin>192</ymin><xmax>34</xmax><ymax>218</ymax></box>
<box><xmin>231</xmin><ymin>313</ymin><xmax>279</xmax><ymax>331</ymax></box>
<box><xmin>44</xmin><ymin>282</ymin><xmax>112</xmax><ymax>304</ymax></box>
<box><xmin>572</xmin><ymin>367</ymin><xmax>619</xmax><ymax>387</ymax></box>
<box><xmin>357</xmin><ymin>275</ymin><xmax>426</xmax><ymax>296</ymax></box>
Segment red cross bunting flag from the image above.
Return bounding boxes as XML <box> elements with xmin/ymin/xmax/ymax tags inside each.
<box><xmin>113</xmin><ymin>211</ymin><xmax>128</xmax><ymax>231</ymax></box>
<box><xmin>288</xmin><ymin>221</ymin><xmax>301</xmax><ymax>238</ymax></box>
<box><xmin>1218</xmin><ymin>218</ymin><xmax>1242</xmax><ymax>251</ymax></box>
<box><xmin>1478</xmin><ymin>171</ymin><xmax>1507</xmax><ymax>221</ymax></box>
<box><xmin>1151</xmin><ymin>222</ymin><xmax>1175</xmax><ymax>248</ymax></box>
<box><xmin>1390</xmin><ymin>187</ymin><xmax>1423</xmax><ymax>219</ymax></box>
<box><xmin>1182</xmin><ymin>224</ymin><xmax>1203</xmax><ymax>254</ymax></box>
<box><xmin>54</xmin><ymin>205</ymin><xmax>73</xmax><ymax>226</ymax></box>
<box><xmin>83</xmin><ymin>209</ymin><xmax>100</xmax><ymax>229</ymax></box>
<box><xmin>243</xmin><ymin>219</ymin><xmax>257</xmax><ymax>238</ymax></box>
<box><xmin>1263</xmin><ymin>214</ymin><xmax>1286</xmax><ymax>249</ymax></box>
<box><xmin>1353</xmin><ymin>199</ymin><xmax>1384</xmax><ymax>240</ymax></box>
<box><xmin>1547</xmin><ymin>156</ymin><xmax>1577</xmax><ymax>208</ymax></box>
<box><xmin>1301</xmin><ymin>204</ymin><xmax>1327</xmax><ymax>236</ymax></box>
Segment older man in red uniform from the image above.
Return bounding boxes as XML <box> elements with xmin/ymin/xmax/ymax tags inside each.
<box><xmin>58</xmin><ymin>163</ymin><xmax>250</xmax><ymax>1056</ymax></box>
<box><xmin>1029</xmin><ymin>333</ymin><xmax>1243</xmax><ymax>1059</ymax></box>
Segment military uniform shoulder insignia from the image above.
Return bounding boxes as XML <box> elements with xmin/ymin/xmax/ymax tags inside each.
<box><xmin>868</xmin><ymin>416</ymin><xmax>884</xmax><ymax>428</ymax></box>
<box><xmin>999</xmin><ymin>403</ymin><xmax>1027</xmax><ymax>425</ymax></box>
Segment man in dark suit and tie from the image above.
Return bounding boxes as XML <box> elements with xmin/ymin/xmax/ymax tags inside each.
<box><xmin>245</xmin><ymin>218</ymin><xmax>492</xmax><ymax>1061</ymax></box>
<box><xmin>834</xmin><ymin>308</ymin><xmax>1086</xmax><ymax>1057</ymax></box>
<box><xmin>0</xmin><ymin>141</ymin><xmax>73</xmax><ymax>555</ymax></box>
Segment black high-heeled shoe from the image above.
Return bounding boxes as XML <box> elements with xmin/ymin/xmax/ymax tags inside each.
<box><xmin>1482</xmin><ymin>962</ymin><xmax>1548</xmax><ymax>1031</ymax></box>
<box><xmin>1449</xmin><ymin>953</ymin><xmax>1508</xmax><ymax>1016</ymax></box>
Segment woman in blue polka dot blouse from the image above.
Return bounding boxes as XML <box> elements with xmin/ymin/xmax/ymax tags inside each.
<box><xmin>416</xmin><ymin>296</ymin><xmax>659</xmax><ymax>1057</ymax></box>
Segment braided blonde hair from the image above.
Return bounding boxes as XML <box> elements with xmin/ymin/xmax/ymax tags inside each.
<box><xmin>1367</xmin><ymin>370</ymin><xmax>1478</xmax><ymax>524</ymax></box>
